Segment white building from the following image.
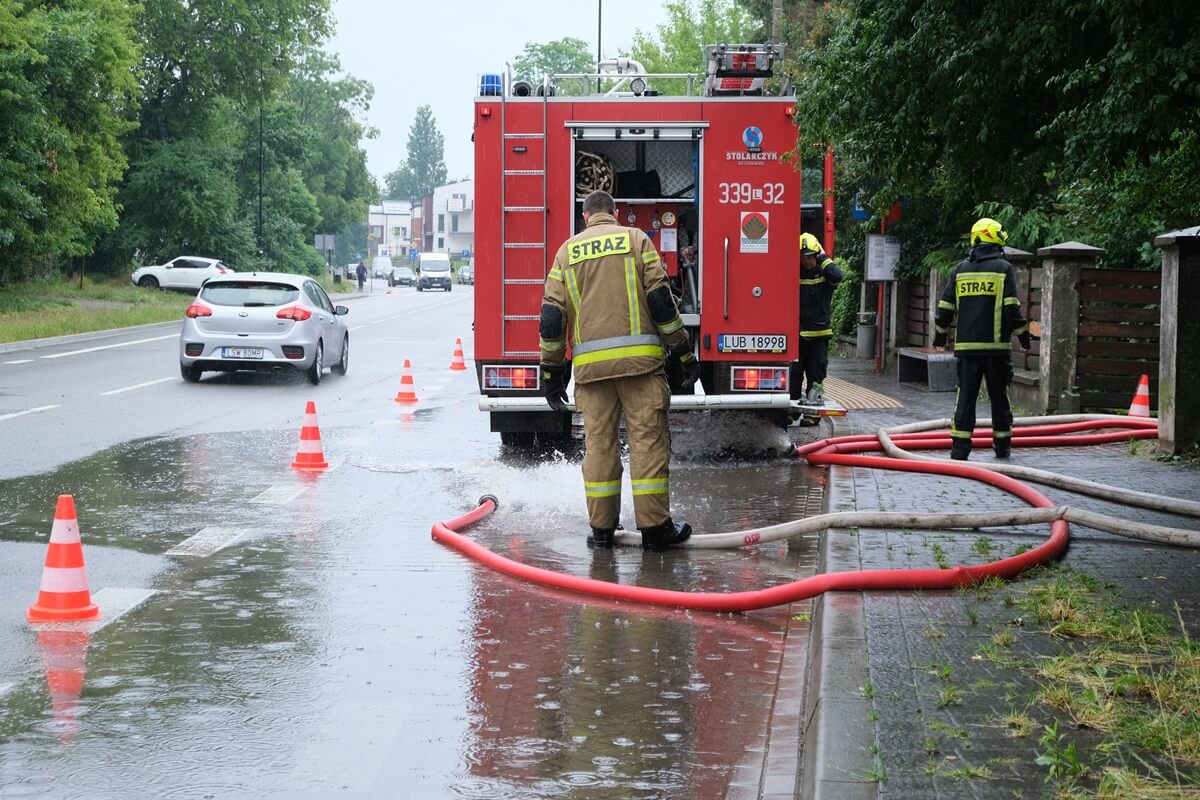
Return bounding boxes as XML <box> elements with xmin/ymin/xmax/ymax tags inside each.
<box><xmin>430</xmin><ymin>180</ymin><xmax>474</xmax><ymax>258</ymax></box>
<box><xmin>367</xmin><ymin>201</ymin><xmax>413</xmax><ymax>259</ymax></box>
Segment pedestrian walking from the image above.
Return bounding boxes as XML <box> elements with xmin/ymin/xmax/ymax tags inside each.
<box><xmin>933</xmin><ymin>217</ymin><xmax>1032</xmax><ymax>460</ymax></box>
<box><xmin>539</xmin><ymin>190</ymin><xmax>696</xmax><ymax>551</ymax></box>
<box><xmin>355</xmin><ymin>260</ymin><xmax>367</xmax><ymax>291</ymax></box>
<box><xmin>791</xmin><ymin>233</ymin><xmax>843</xmax><ymax>418</ymax></box>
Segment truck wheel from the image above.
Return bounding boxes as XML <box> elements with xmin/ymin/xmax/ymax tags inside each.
<box><xmin>500</xmin><ymin>431</ymin><xmax>536</xmax><ymax>447</ymax></box>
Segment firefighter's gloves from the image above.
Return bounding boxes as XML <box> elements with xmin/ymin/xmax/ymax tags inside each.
<box><xmin>542</xmin><ymin>362</ymin><xmax>570</xmax><ymax>412</ymax></box>
<box><xmin>666</xmin><ymin>341</ymin><xmax>700</xmax><ymax>393</ymax></box>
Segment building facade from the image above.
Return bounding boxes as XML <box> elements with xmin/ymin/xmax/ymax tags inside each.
<box><xmin>430</xmin><ymin>180</ymin><xmax>474</xmax><ymax>259</ymax></box>
<box><xmin>367</xmin><ymin>201</ymin><xmax>413</xmax><ymax>259</ymax></box>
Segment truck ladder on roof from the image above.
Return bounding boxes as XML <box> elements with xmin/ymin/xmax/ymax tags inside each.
<box><xmin>499</xmin><ymin>74</ymin><xmax>550</xmax><ymax>358</ymax></box>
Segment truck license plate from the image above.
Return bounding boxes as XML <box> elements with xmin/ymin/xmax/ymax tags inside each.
<box><xmin>717</xmin><ymin>334</ymin><xmax>787</xmax><ymax>353</ymax></box>
<box><xmin>222</xmin><ymin>347</ymin><xmax>264</xmax><ymax>359</ymax></box>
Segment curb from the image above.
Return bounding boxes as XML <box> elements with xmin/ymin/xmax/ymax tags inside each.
<box><xmin>0</xmin><ymin>320</ymin><xmax>182</xmax><ymax>356</ymax></box>
<box><xmin>800</xmin><ymin>457</ymin><xmax>880</xmax><ymax>799</ymax></box>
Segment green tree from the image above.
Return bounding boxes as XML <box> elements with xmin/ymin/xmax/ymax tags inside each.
<box><xmin>791</xmin><ymin>0</ymin><xmax>1200</xmax><ymax>270</ymax></box>
<box><xmin>513</xmin><ymin>36</ymin><xmax>594</xmax><ymax>93</ymax></box>
<box><xmin>0</xmin><ymin>0</ymin><xmax>140</xmax><ymax>284</ymax></box>
<box><xmin>630</xmin><ymin>0</ymin><xmax>759</xmax><ymax>93</ymax></box>
<box><xmin>384</xmin><ymin>105</ymin><xmax>447</xmax><ymax>201</ymax></box>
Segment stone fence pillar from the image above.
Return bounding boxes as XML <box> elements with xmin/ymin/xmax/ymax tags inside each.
<box><xmin>1035</xmin><ymin>241</ymin><xmax>1104</xmax><ymax>413</ymax></box>
<box><xmin>1153</xmin><ymin>226</ymin><xmax>1200</xmax><ymax>455</ymax></box>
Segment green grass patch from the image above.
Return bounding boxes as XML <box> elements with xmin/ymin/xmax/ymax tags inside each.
<box><xmin>0</xmin><ymin>277</ymin><xmax>191</xmax><ymax>343</ymax></box>
<box><xmin>975</xmin><ymin>568</ymin><xmax>1200</xmax><ymax>793</ymax></box>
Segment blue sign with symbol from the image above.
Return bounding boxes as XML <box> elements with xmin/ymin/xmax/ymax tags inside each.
<box><xmin>409</xmin><ymin>247</ymin><xmax>418</xmax><ymax>260</ymax></box>
<box><xmin>461</xmin><ymin>249</ymin><xmax>471</xmax><ymax>258</ymax></box>
<box><xmin>742</xmin><ymin>126</ymin><xmax>763</xmax><ymax>150</ymax></box>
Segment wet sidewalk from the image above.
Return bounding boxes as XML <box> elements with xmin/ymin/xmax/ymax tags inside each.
<box><xmin>799</xmin><ymin>355</ymin><xmax>1200</xmax><ymax>799</ymax></box>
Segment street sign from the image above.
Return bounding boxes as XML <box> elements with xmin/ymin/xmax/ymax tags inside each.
<box><xmin>865</xmin><ymin>234</ymin><xmax>900</xmax><ymax>281</ymax></box>
<box><xmin>461</xmin><ymin>249</ymin><xmax>471</xmax><ymax>258</ymax></box>
<box><xmin>409</xmin><ymin>248</ymin><xmax>419</xmax><ymax>260</ymax></box>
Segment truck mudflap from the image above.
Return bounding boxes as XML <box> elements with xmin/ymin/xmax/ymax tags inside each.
<box><xmin>478</xmin><ymin>395</ymin><xmax>847</xmax><ymax>416</ymax></box>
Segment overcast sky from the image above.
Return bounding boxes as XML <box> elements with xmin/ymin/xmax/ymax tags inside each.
<box><xmin>327</xmin><ymin>0</ymin><xmax>671</xmax><ymax>185</ymax></box>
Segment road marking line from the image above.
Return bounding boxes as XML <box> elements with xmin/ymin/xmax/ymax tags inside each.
<box><xmin>350</xmin><ymin>325</ymin><xmax>366</xmax><ymax>331</ymax></box>
<box><xmin>0</xmin><ymin>405</ymin><xmax>60</xmax><ymax>423</ymax></box>
<box><xmin>29</xmin><ymin>587</ymin><xmax>155</xmax><ymax>635</ymax></box>
<box><xmin>3</xmin><ymin>359</ymin><xmax>33</xmax><ymax>364</ymax></box>
<box><xmin>370</xmin><ymin>320</ymin><xmax>385</xmax><ymax>325</ymax></box>
<box><xmin>39</xmin><ymin>334</ymin><xmax>177</xmax><ymax>360</ymax></box>
<box><xmin>166</xmin><ymin>527</ymin><xmax>250</xmax><ymax>557</ymax></box>
<box><xmin>251</xmin><ymin>484</ymin><xmax>310</xmax><ymax>504</ymax></box>
<box><xmin>99</xmin><ymin>376</ymin><xmax>176</xmax><ymax>396</ymax></box>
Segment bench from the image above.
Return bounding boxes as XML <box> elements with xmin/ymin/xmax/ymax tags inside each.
<box><xmin>897</xmin><ymin>346</ymin><xmax>958</xmax><ymax>392</ymax></box>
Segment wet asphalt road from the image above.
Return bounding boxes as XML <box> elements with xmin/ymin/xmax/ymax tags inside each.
<box><xmin>0</xmin><ymin>283</ymin><xmax>822</xmax><ymax>799</ymax></box>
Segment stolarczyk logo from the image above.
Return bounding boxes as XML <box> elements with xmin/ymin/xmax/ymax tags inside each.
<box><xmin>742</xmin><ymin>126</ymin><xmax>763</xmax><ymax>152</ymax></box>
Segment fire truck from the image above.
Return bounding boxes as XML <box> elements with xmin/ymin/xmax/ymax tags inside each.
<box><xmin>473</xmin><ymin>44</ymin><xmax>841</xmax><ymax>445</ymax></box>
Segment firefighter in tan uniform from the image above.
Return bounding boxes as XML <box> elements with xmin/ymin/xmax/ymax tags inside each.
<box><xmin>540</xmin><ymin>191</ymin><xmax>697</xmax><ymax>551</ymax></box>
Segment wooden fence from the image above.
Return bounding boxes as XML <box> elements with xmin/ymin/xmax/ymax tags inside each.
<box><xmin>1075</xmin><ymin>267</ymin><xmax>1161</xmax><ymax>411</ymax></box>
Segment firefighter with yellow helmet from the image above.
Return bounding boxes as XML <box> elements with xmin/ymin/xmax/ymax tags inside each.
<box><xmin>791</xmin><ymin>232</ymin><xmax>843</xmax><ymax>412</ymax></box>
<box><xmin>933</xmin><ymin>218</ymin><xmax>1032</xmax><ymax>460</ymax></box>
<box><xmin>539</xmin><ymin>190</ymin><xmax>695</xmax><ymax>551</ymax></box>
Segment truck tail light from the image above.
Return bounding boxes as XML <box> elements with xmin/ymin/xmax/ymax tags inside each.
<box><xmin>276</xmin><ymin>306</ymin><xmax>312</xmax><ymax>321</ymax></box>
<box><xmin>483</xmin><ymin>365</ymin><xmax>539</xmax><ymax>390</ymax></box>
<box><xmin>185</xmin><ymin>303</ymin><xmax>212</xmax><ymax>318</ymax></box>
<box><xmin>732</xmin><ymin>366</ymin><xmax>787</xmax><ymax>391</ymax></box>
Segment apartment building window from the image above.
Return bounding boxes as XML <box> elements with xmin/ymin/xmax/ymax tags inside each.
<box><xmin>437</xmin><ymin>237</ymin><xmax>444</xmax><ymax>250</ymax></box>
<box><xmin>437</xmin><ymin>214</ymin><xmax>445</xmax><ymax>233</ymax></box>
<box><xmin>451</xmin><ymin>215</ymin><xmax>459</xmax><ymax>233</ymax></box>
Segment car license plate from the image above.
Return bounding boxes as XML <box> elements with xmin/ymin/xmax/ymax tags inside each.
<box><xmin>222</xmin><ymin>347</ymin><xmax>264</xmax><ymax>359</ymax></box>
<box><xmin>717</xmin><ymin>334</ymin><xmax>787</xmax><ymax>353</ymax></box>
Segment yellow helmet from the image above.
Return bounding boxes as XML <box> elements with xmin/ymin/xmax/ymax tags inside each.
<box><xmin>970</xmin><ymin>218</ymin><xmax>1008</xmax><ymax>246</ymax></box>
<box><xmin>799</xmin><ymin>233</ymin><xmax>822</xmax><ymax>254</ymax></box>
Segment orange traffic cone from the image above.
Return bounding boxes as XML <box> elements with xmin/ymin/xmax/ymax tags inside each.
<box><xmin>291</xmin><ymin>400</ymin><xmax>329</xmax><ymax>470</ymax></box>
<box><xmin>1128</xmin><ymin>374</ymin><xmax>1151</xmax><ymax>418</ymax></box>
<box><xmin>27</xmin><ymin>495</ymin><xmax>100</xmax><ymax>623</ymax></box>
<box><xmin>37</xmin><ymin>628</ymin><xmax>90</xmax><ymax>744</ymax></box>
<box><xmin>394</xmin><ymin>359</ymin><xmax>418</xmax><ymax>404</ymax></box>
<box><xmin>449</xmin><ymin>338</ymin><xmax>468</xmax><ymax>371</ymax></box>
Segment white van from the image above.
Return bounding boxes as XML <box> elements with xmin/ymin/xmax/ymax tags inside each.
<box><xmin>371</xmin><ymin>256</ymin><xmax>393</xmax><ymax>279</ymax></box>
<box><xmin>417</xmin><ymin>253</ymin><xmax>452</xmax><ymax>292</ymax></box>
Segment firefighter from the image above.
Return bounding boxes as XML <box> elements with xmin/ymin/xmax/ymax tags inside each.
<box><xmin>933</xmin><ymin>218</ymin><xmax>1032</xmax><ymax>460</ymax></box>
<box><xmin>539</xmin><ymin>190</ymin><xmax>697</xmax><ymax>551</ymax></box>
<box><xmin>791</xmin><ymin>233</ymin><xmax>843</xmax><ymax>411</ymax></box>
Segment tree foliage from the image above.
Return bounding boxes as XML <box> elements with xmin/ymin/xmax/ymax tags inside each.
<box><xmin>383</xmin><ymin>106</ymin><xmax>447</xmax><ymax>201</ymax></box>
<box><xmin>630</xmin><ymin>0</ymin><xmax>759</xmax><ymax>93</ymax></box>
<box><xmin>790</xmin><ymin>0</ymin><xmax>1200</xmax><ymax>271</ymax></box>
<box><xmin>0</xmin><ymin>0</ymin><xmax>139</xmax><ymax>283</ymax></box>
<box><xmin>513</xmin><ymin>36</ymin><xmax>594</xmax><ymax>85</ymax></box>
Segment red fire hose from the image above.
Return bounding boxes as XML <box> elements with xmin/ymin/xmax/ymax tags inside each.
<box><xmin>431</xmin><ymin>419</ymin><xmax>1174</xmax><ymax>613</ymax></box>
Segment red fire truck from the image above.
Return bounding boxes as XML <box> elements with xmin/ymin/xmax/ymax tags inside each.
<box><xmin>473</xmin><ymin>44</ymin><xmax>840</xmax><ymax>445</ymax></box>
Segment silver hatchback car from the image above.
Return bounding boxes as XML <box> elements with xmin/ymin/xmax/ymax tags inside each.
<box><xmin>179</xmin><ymin>273</ymin><xmax>350</xmax><ymax>384</ymax></box>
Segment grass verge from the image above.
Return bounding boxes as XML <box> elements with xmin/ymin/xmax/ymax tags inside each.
<box><xmin>0</xmin><ymin>277</ymin><xmax>191</xmax><ymax>343</ymax></box>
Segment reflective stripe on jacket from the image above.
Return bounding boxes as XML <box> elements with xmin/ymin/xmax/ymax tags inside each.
<box><xmin>799</xmin><ymin>255</ymin><xmax>843</xmax><ymax>338</ymax></box>
<box><xmin>541</xmin><ymin>213</ymin><xmax>687</xmax><ymax>384</ymax></box>
<box><xmin>934</xmin><ymin>245</ymin><xmax>1028</xmax><ymax>351</ymax></box>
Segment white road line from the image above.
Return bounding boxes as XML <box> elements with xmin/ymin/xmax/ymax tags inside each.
<box><xmin>251</xmin><ymin>484</ymin><xmax>310</xmax><ymax>504</ymax></box>
<box><xmin>0</xmin><ymin>405</ymin><xmax>60</xmax><ymax>423</ymax></box>
<box><xmin>99</xmin><ymin>376</ymin><xmax>176</xmax><ymax>396</ymax></box>
<box><xmin>370</xmin><ymin>320</ymin><xmax>385</xmax><ymax>325</ymax></box>
<box><xmin>39</xmin><ymin>334</ymin><xmax>176</xmax><ymax>360</ymax></box>
<box><xmin>166</xmin><ymin>527</ymin><xmax>250</xmax><ymax>557</ymax></box>
<box><xmin>350</xmin><ymin>325</ymin><xmax>366</xmax><ymax>331</ymax></box>
<box><xmin>3</xmin><ymin>359</ymin><xmax>33</xmax><ymax>365</ymax></box>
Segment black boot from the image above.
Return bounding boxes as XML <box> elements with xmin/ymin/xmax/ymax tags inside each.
<box><xmin>587</xmin><ymin>526</ymin><xmax>615</xmax><ymax>549</ymax></box>
<box><xmin>994</xmin><ymin>440</ymin><xmax>1011</xmax><ymax>459</ymax></box>
<box><xmin>950</xmin><ymin>440</ymin><xmax>971</xmax><ymax>461</ymax></box>
<box><xmin>639</xmin><ymin>519</ymin><xmax>692</xmax><ymax>552</ymax></box>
